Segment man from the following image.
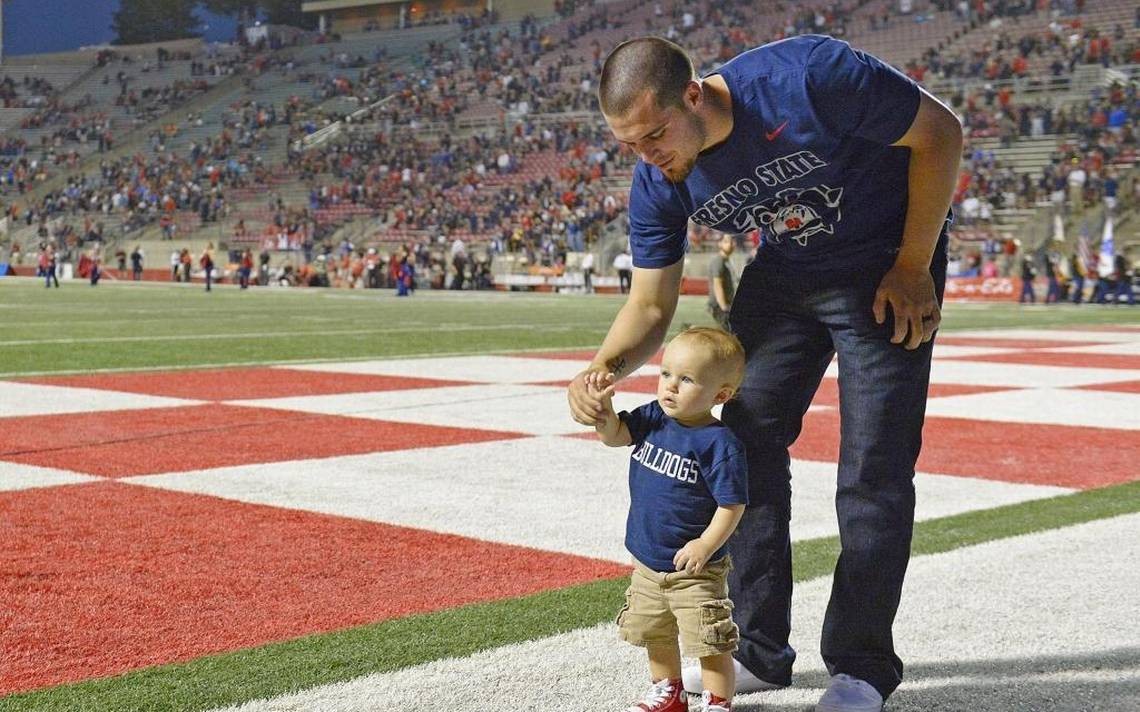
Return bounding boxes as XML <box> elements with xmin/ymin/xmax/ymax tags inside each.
<box><xmin>613</xmin><ymin>247</ymin><xmax>633</xmax><ymax>293</ymax></box>
<box><xmin>707</xmin><ymin>234</ymin><xmax>735</xmax><ymax>330</ymax></box>
<box><xmin>567</xmin><ymin>36</ymin><xmax>961</xmax><ymax>712</ymax></box>
<box><xmin>582</xmin><ymin>250</ymin><xmax>595</xmax><ymax>293</ymax></box>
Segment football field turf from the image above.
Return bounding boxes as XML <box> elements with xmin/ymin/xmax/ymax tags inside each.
<box><xmin>0</xmin><ymin>279</ymin><xmax>1137</xmax><ymax>711</ymax></box>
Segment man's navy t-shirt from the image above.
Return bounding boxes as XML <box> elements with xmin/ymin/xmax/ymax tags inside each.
<box><xmin>628</xmin><ymin>35</ymin><xmax>933</xmax><ymax>271</ymax></box>
<box><xmin>619</xmin><ymin>401</ymin><xmax>749</xmax><ymax>572</ymax></box>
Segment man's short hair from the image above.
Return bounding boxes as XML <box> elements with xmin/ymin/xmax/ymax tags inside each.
<box><xmin>672</xmin><ymin>326</ymin><xmax>746</xmax><ymax>392</ymax></box>
<box><xmin>599</xmin><ymin>37</ymin><xmax>695</xmax><ymax>117</ymax></box>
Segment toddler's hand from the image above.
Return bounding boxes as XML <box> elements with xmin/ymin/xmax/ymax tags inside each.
<box><xmin>674</xmin><ymin>538</ymin><xmax>714</xmax><ymax>575</ymax></box>
<box><xmin>583</xmin><ymin>371</ymin><xmax>616</xmax><ymax>404</ymax></box>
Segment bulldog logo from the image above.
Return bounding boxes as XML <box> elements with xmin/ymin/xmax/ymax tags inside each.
<box><xmin>733</xmin><ymin>185</ymin><xmax>843</xmax><ymax>247</ymax></box>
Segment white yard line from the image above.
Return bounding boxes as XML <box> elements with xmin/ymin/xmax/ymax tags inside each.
<box><xmin>125</xmin><ymin>441</ymin><xmax>1071</xmax><ymax>564</ymax></box>
<box><xmin>0</xmin><ymin>345</ymin><xmax>603</xmax><ymax>379</ymax></box>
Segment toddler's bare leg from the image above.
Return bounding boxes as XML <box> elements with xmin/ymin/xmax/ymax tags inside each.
<box><xmin>700</xmin><ymin>653</ymin><xmax>735</xmax><ymax>700</ymax></box>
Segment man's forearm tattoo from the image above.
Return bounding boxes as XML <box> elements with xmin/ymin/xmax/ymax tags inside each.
<box><xmin>607</xmin><ymin>356</ymin><xmax>627</xmax><ymax>377</ymax></box>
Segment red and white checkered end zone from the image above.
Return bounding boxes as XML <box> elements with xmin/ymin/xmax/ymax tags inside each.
<box><xmin>1</xmin><ymin>326</ymin><xmax>1138</xmax><ymax>695</ymax></box>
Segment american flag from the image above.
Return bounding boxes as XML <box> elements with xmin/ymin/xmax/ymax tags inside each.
<box><xmin>1078</xmin><ymin>220</ymin><xmax>1094</xmax><ymax>276</ymax></box>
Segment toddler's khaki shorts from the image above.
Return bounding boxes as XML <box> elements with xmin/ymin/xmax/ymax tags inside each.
<box><xmin>616</xmin><ymin>556</ymin><xmax>739</xmax><ymax>658</ymax></box>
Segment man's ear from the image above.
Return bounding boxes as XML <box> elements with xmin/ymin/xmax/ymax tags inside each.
<box><xmin>685</xmin><ymin>79</ymin><xmax>702</xmax><ymax>109</ymax></box>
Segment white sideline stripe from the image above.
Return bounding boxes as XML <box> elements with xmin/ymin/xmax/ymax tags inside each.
<box><xmin>0</xmin><ymin>462</ymin><xmax>103</xmax><ymax>491</ymax></box>
<box><xmin>211</xmin><ymin>514</ymin><xmax>1140</xmax><ymax>712</ymax></box>
<box><xmin>280</xmin><ymin>356</ymin><xmax>660</xmax><ymax>384</ymax></box>
<box><xmin>124</xmin><ymin>441</ymin><xmax>1071</xmax><ymax>564</ymax></box>
<box><xmin>231</xmin><ymin>383</ymin><xmax>655</xmax><ymax>436</ymax></box>
<box><xmin>928</xmin><ymin>344</ymin><xmax>1021</xmax><ymax>359</ymax></box>
<box><xmin>1042</xmin><ymin>341</ymin><xmax>1140</xmax><ymax>356</ymax></box>
<box><xmin>0</xmin><ymin>382</ymin><xmax>200</xmax><ymax>418</ymax></box>
<box><xmin>825</xmin><ymin>359</ymin><xmax>1138</xmax><ymax>387</ymax></box>
<box><xmin>0</xmin><ymin>345</ymin><xmax>602</xmax><ymax>379</ymax></box>
<box><xmin>0</xmin><ymin>323</ymin><xmax>594</xmax><ymax>347</ymax></box>
<box><xmin>923</xmin><ymin>388</ymin><xmax>1140</xmax><ymax>430</ymax></box>
<box><xmin>948</xmin><ymin>328</ymin><xmax>1140</xmax><ymax>343</ymax></box>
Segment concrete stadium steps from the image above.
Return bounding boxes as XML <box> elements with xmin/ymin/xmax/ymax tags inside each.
<box><xmin>845</xmin><ymin>5</ymin><xmax>964</xmax><ymax>69</ymax></box>
<box><xmin>0</xmin><ymin>108</ymin><xmax>35</xmax><ymax>134</ymax></box>
<box><xmin>0</xmin><ymin>59</ymin><xmax>93</xmax><ymax>96</ymax></box>
<box><xmin>969</xmin><ymin>134</ymin><xmax>1069</xmax><ymax>175</ymax></box>
<box><xmin>289</xmin><ymin>25</ymin><xmax>463</xmax><ymax>67</ymax></box>
<box><xmin>925</xmin><ymin>0</ymin><xmax>1140</xmax><ymax>82</ymax></box>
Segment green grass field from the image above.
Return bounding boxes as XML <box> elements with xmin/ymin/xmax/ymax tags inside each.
<box><xmin>1</xmin><ymin>277</ymin><xmax>1138</xmax><ymax>711</ymax></box>
<box><xmin>1</xmin><ymin>279</ymin><xmax>1135</xmax><ymax>376</ymax></box>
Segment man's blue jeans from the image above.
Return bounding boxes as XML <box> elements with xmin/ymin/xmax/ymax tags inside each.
<box><xmin>722</xmin><ymin>247</ymin><xmax>946</xmax><ymax>700</ymax></box>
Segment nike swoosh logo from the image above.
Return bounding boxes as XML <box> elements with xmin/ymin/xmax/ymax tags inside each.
<box><xmin>766</xmin><ymin>120</ymin><xmax>789</xmax><ymax>142</ymax></box>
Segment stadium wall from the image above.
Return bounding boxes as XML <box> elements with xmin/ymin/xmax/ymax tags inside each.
<box><xmin>303</xmin><ymin>0</ymin><xmax>553</xmax><ymax>32</ymax></box>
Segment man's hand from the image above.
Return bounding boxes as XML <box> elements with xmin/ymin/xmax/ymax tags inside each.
<box><xmin>568</xmin><ymin>366</ymin><xmax>614</xmax><ymax>426</ymax></box>
<box><xmin>873</xmin><ymin>264</ymin><xmax>940</xmax><ymax>350</ymax></box>
<box><xmin>674</xmin><ymin>538</ymin><xmax>716</xmax><ymax>575</ymax></box>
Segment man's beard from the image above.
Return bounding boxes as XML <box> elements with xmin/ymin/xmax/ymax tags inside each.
<box><xmin>661</xmin><ymin>113</ymin><xmax>706</xmax><ymax>184</ymax></box>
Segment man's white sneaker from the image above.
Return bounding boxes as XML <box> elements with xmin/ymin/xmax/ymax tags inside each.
<box><xmin>815</xmin><ymin>674</ymin><xmax>883</xmax><ymax>712</ymax></box>
<box><xmin>681</xmin><ymin>658</ymin><xmax>784</xmax><ymax>694</ymax></box>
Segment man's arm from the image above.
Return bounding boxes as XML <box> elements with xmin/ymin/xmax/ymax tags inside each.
<box><xmin>877</xmin><ymin>89</ymin><xmax>963</xmax><ymax>350</ymax></box>
<box><xmin>568</xmin><ymin>258</ymin><xmax>684</xmax><ymax>425</ymax></box>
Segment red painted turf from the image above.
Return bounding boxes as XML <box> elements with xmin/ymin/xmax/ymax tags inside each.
<box><xmin>942</xmin><ymin>351</ymin><xmax>1140</xmax><ymax>371</ymax></box>
<box><xmin>0</xmin><ymin>404</ymin><xmax>527</xmax><ymax>477</ymax></box>
<box><xmin>1075</xmin><ymin>380</ymin><xmax>1140</xmax><ymax>394</ymax></box>
<box><xmin>807</xmin><ymin>380</ymin><xmax>1015</xmax><ymax>407</ymax></box>
<box><xmin>789</xmin><ymin>410</ymin><xmax>1136</xmax><ymax>489</ymax></box>
<box><xmin>0</xmin><ymin>481</ymin><xmax>628</xmax><ymax>694</ymax></box>
<box><xmin>20</xmin><ymin>368</ymin><xmax>472</xmax><ymax>401</ymax></box>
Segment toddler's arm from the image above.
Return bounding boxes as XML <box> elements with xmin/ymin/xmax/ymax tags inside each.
<box><xmin>673</xmin><ymin>504</ymin><xmax>745</xmax><ymax>574</ymax></box>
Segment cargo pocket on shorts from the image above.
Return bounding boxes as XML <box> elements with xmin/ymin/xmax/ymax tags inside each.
<box><xmin>615</xmin><ymin>586</ymin><xmax>633</xmax><ymax>628</ymax></box>
<box><xmin>698</xmin><ymin>599</ymin><xmax>739</xmax><ymax>647</ymax></box>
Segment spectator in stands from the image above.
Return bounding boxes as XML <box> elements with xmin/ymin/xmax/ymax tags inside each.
<box><xmin>706</xmin><ymin>234</ymin><xmax>735</xmax><ymax>331</ymax></box>
<box><xmin>569</xmin><ymin>36</ymin><xmax>960</xmax><ymax>712</ymax></box>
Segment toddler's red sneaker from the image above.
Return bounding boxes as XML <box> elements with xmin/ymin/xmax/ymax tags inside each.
<box><xmin>626</xmin><ymin>678</ymin><xmax>688</xmax><ymax>712</ymax></box>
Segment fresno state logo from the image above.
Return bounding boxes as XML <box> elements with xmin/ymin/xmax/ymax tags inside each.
<box><xmin>733</xmin><ymin>185</ymin><xmax>843</xmax><ymax>247</ymax></box>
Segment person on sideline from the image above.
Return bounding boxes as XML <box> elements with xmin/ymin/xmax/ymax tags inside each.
<box><xmin>567</xmin><ymin>35</ymin><xmax>961</xmax><ymax>712</ymax></box>
<box><xmin>708</xmin><ymin>234</ymin><xmax>736</xmax><ymax>330</ymax></box>
<box><xmin>200</xmin><ymin>243</ymin><xmax>215</xmax><ymax>292</ymax></box>
<box><xmin>588</xmin><ymin>327</ymin><xmax>748</xmax><ymax>712</ymax></box>
<box><xmin>614</xmin><ymin>247</ymin><xmax>634</xmax><ymax>293</ymax></box>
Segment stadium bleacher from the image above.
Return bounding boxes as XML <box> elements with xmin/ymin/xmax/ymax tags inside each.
<box><xmin>1</xmin><ymin>0</ymin><xmax>1136</xmax><ymax>292</ymax></box>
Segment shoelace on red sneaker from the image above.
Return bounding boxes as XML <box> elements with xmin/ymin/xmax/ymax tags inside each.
<box><xmin>629</xmin><ymin>679</ymin><xmax>678</xmax><ymax>711</ymax></box>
